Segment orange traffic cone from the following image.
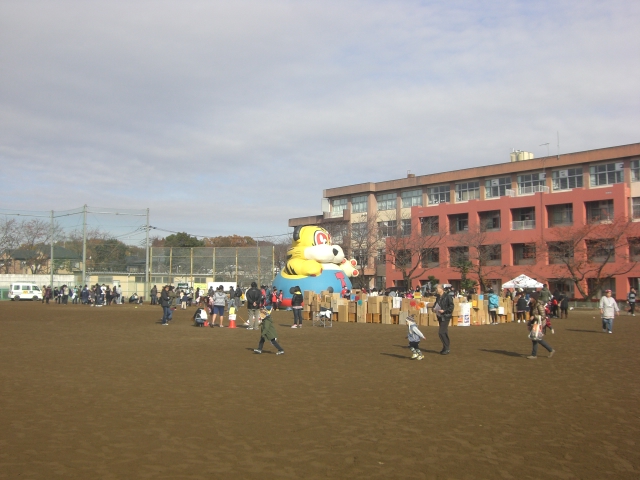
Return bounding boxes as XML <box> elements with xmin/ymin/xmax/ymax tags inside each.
<box><xmin>228</xmin><ymin>307</ymin><xmax>237</xmax><ymax>329</ymax></box>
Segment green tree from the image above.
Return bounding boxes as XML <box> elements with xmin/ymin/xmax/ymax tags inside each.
<box><xmin>164</xmin><ymin>232</ymin><xmax>204</xmax><ymax>248</ymax></box>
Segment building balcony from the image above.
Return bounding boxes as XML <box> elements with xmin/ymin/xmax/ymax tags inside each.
<box><xmin>512</xmin><ymin>220</ymin><xmax>536</xmax><ymax>230</ymax></box>
<box><xmin>518</xmin><ymin>185</ymin><xmax>549</xmax><ymax>195</ymax></box>
<box><xmin>323</xmin><ymin>209</ymin><xmax>351</xmax><ymax>222</ymax></box>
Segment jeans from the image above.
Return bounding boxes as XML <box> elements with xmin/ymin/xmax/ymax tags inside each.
<box><xmin>258</xmin><ymin>337</ymin><xmax>283</xmax><ymax>352</ymax></box>
<box><xmin>162</xmin><ymin>306</ymin><xmax>172</xmax><ymax>324</ymax></box>
<box><xmin>293</xmin><ymin>308</ymin><xmax>303</xmax><ymax>325</ymax></box>
<box><xmin>603</xmin><ymin>317</ymin><xmax>614</xmax><ymax>332</ymax></box>
<box><xmin>531</xmin><ymin>339</ymin><xmax>553</xmax><ymax>356</ymax></box>
<box><xmin>438</xmin><ymin>318</ymin><xmax>450</xmax><ymax>351</ymax></box>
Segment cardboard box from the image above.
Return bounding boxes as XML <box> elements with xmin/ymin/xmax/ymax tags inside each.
<box><xmin>381</xmin><ymin>302</ymin><xmax>391</xmax><ymax>324</ymax></box>
<box><xmin>338</xmin><ymin>304</ymin><xmax>349</xmax><ymax>322</ymax></box>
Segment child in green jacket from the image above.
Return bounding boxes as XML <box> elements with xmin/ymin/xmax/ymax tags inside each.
<box><xmin>254</xmin><ymin>309</ymin><xmax>285</xmax><ymax>355</ymax></box>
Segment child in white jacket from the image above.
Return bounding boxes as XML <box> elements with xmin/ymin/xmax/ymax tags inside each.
<box><xmin>406</xmin><ymin>316</ymin><xmax>426</xmax><ymax>360</ymax></box>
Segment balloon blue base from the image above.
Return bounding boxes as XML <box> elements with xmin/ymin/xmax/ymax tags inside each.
<box><xmin>273</xmin><ymin>265</ymin><xmax>353</xmax><ymax>307</ymax></box>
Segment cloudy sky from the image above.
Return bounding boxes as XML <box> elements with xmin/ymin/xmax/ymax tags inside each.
<box><xmin>1</xmin><ymin>0</ymin><xmax>638</xmax><ymax>240</ymax></box>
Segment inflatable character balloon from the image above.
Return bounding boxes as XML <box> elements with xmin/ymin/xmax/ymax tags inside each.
<box><xmin>273</xmin><ymin>225</ymin><xmax>358</xmax><ymax>307</ymax></box>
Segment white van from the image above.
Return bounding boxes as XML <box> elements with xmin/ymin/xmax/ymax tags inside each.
<box><xmin>9</xmin><ymin>283</ymin><xmax>44</xmax><ymax>301</ymax></box>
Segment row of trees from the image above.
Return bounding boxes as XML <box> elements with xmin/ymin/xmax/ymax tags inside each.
<box><xmin>0</xmin><ymin>217</ymin><xmax>145</xmax><ymax>274</ymax></box>
<box><xmin>321</xmin><ymin>213</ymin><xmax>639</xmax><ymax>300</ymax></box>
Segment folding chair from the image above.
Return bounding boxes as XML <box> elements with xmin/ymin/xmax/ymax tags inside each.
<box><xmin>313</xmin><ymin>306</ymin><xmax>333</xmax><ymax>328</ymax></box>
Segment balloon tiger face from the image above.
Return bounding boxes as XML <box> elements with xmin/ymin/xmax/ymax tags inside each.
<box><xmin>283</xmin><ymin>226</ymin><xmax>347</xmax><ymax>278</ymax></box>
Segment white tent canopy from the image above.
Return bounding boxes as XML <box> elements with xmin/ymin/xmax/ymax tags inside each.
<box><xmin>502</xmin><ymin>274</ymin><xmax>544</xmax><ymax>289</ymax></box>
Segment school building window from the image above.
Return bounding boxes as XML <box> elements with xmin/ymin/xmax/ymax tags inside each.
<box><xmin>455</xmin><ymin>181</ymin><xmax>480</xmax><ymax>202</ymax></box>
<box><xmin>420</xmin><ymin>216</ymin><xmax>440</xmax><ymax>235</ymax></box>
<box><xmin>421</xmin><ymin>248</ymin><xmax>440</xmax><ymax>267</ymax></box>
<box><xmin>479</xmin><ymin>210</ymin><xmax>501</xmax><ymax>231</ymax></box>
<box><xmin>427</xmin><ymin>185</ymin><xmax>450</xmax><ymax>205</ymax></box>
<box><xmin>376</xmin><ymin>193</ymin><xmax>397</xmax><ymax>211</ymax></box>
<box><xmin>401</xmin><ymin>189</ymin><xmax>423</xmax><ymax>207</ymax></box>
<box><xmin>590</xmin><ymin>162</ymin><xmax>623</xmax><ymax>186</ymax></box>
<box><xmin>633</xmin><ymin>198</ymin><xmax>640</xmax><ymax>220</ymax></box>
<box><xmin>517</xmin><ymin>173</ymin><xmax>546</xmax><ymax>195</ymax></box>
<box><xmin>332</xmin><ymin>198</ymin><xmax>347</xmax><ymax>214</ymax></box>
<box><xmin>401</xmin><ymin>219</ymin><xmax>412</xmax><ymax>236</ymax></box>
<box><xmin>378</xmin><ymin>220</ymin><xmax>397</xmax><ymax>238</ymax></box>
<box><xmin>631</xmin><ymin>159</ymin><xmax>640</xmax><ymax>182</ymax></box>
<box><xmin>586</xmin><ymin>200</ymin><xmax>613</xmax><ymax>223</ymax></box>
<box><xmin>485</xmin><ymin>177</ymin><xmax>512</xmax><ymax>198</ymax></box>
<box><xmin>352</xmin><ymin>195</ymin><xmax>368</xmax><ymax>213</ymax></box>
<box><xmin>547</xmin><ymin>204</ymin><xmax>573</xmax><ymax>227</ymax></box>
<box><xmin>552</xmin><ymin>168</ymin><xmax>583</xmax><ymax>191</ymax></box>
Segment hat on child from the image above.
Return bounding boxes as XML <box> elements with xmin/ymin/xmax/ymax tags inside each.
<box><xmin>406</xmin><ymin>315</ymin><xmax>415</xmax><ymax>325</ymax></box>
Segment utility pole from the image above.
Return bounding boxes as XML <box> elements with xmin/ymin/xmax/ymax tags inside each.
<box><xmin>50</xmin><ymin>210</ymin><xmax>54</xmax><ymax>287</ymax></box>
<box><xmin>145</xmin><ymin>208</ymin><xmax>150</xmax><ymax>298</ymax></box>
<box><xmin>82</xmin><ymin>204</ymin><xmax>87</xmax><ymax>286</ymax></box>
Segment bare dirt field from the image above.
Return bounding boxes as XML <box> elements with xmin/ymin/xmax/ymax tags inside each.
<box><xmin>1</xmin><ymin>301</ymin><xmax>639</xmax><ymax>479</ymax></box>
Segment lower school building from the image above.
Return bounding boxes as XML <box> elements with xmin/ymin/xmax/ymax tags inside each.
<box><xmin>289</xmin><ymin>143</ymin><xmax>640</xmax><ymax>300</ymax></box>
<box><xmin>385</xmin><ymin>181</ymin><xmax>640</xmax><ymax>299</ymax></box>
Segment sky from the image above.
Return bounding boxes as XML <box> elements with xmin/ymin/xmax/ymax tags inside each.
<box><xmin>1</xmin><ymin>0</ymin><xmax>638</xmax><ymax>241</ymax></box>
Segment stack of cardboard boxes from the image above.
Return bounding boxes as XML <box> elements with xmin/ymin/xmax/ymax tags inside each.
<box><xmin>300</xmin><ymin>290</ymin><xmax>515</xmax><ymax>326</ymax></box>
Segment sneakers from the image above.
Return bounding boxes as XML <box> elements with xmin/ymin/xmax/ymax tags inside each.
<box><xmin>440</xmin><ymin>350</ymin><xmax>450</xmax><ymax>355</ymax></box>
<box><xmin>608</xmin><ymin>331</ymin><xmax>612</xmax><ymax>334</ymax></box>
<box><xmin>253</xmin><ymin>349</ymin><xmax>262</xmax><ymax>354</ymax></box>
<box><xmin>551</xmin><ymin>329</ymin><xmax>555</xmax><ymax>334</ymax></box>
<box><xmin>276</xmin><ymin>351</ymin><xmax>285</xmax><ymax>355</ymax></box>
<box><xmin>247</xmin><ymin>327</ymin><xmax>254</xmax><ymax>330</ymax></box>
<box><xmin>417</xmin><ymin>354</ymin><xmax>424</xmax><ymax>360</ymax></box>
<box><xmin>161</xmin><ymin>323</ymin><xmax>168</xmax><ymax>326</ymax></box>
<box><xmin>244</xmin><ymin>320</ymin><xmax>250</xmax><ymax>325</ymax></box>
<box><xmin>527</xmin><ymin>355</ymin><xmax>537</xmax><ymax>359</ymax></box>
<box><xmin>549</xmin><ymin>350</ymin><xmax>555</xmax><ymax>358</ymax></box>
<box><xmin>411</xmin><ymin>352</ymin><xmax>418</xmax><ymax>359</ymax></box>
<box><xmin>291</xmin><ymin>325</ymin><xmax>298</xmax><ymax>328</ymax></box>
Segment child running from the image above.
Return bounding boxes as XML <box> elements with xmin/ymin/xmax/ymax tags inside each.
<box><xmin>253</xmin><ymin>309</ymin><xmax>285</xmax><ymax>355</ymax></box>
<box><xmin>406</xmin><ymin>315</ymin><xmax>425</xmax><ymax>360</ymax></box>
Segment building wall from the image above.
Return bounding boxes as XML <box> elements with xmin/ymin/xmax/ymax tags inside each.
<box><xmin>288</xmin><ymin>143</ymin><xmax>640</xmax><ymax>299</ymax></box>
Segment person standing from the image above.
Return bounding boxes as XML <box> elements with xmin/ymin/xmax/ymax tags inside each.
<box><xmin>228</xmin><ymin>286</ymin><xmax>236</xmax><ymax>309</ymax></box>
<box><xmin>488</xmin><ymin>290</ymin><xmax>499</xmax><ymax>325</ymax></box>
<box><xmin>245</xmin><ymin>282</ymin><xmax>262</xmax><ymax>330</ymax></box>
<box><xmin>253</xmin><ymin>309</ymin><xmax>285</xmax><ymax>355</ymax></box>
<box><xmin>211</xmin><ymin>285</ymin><xmax>227</xmax><ymax>327</ymax></box>
<box><xmin>599</xmin><ymin>289</ymin><xmax>619</xmax><ymax>333</ymax></box>
<box><xmin>290</xmin><ymin>286</ymin><xmax>303</xmax><ymax>328</ymax></box>
<box><xmin>160</xmin><ymin>285</ymin><xmax>172</xmax><ymax>325</ymax></box>
<box><xmin>539</xmin><ymin>284</ymin><xmax>551</xmax><ymax>305</ymax></box>
<box><xmin>627</xmin><ymin>288</ymin><xmax>636</xmax><ymax>316</ymax></box>
<box><xmin>434</xmin><ymin>284</ymin><xmax>453</xmax><ymax>355</ymax></box>
<box><xmin>526</xmin><ymin>297</ymin><xmax>555</xmax><ymax>359</ymax></box>
<box><xmin>150</xmin><ymin>285</ymin><xmax>158</xmax><ymax>305</ymax></box>
<box><xmin>234</xmin><ymin>286</ymin><xmax>243</xmax><ymax>307</ymax></box>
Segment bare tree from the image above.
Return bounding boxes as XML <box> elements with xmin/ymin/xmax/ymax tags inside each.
<box><xmin>384</xmin><ymin>214</ymin><xmax>447</xmax><ymax>290</ymax></box>
<box><xmin>0</xmin><ymin>217</ymin><xmax>20</xmax><ymax>273</ymax></box>
<box><xmin>540</xmin><ymin>216</ymin><xmax>637</xmax><ymax>300</ymax></box>
<box><xmin>348</xmin><ymin>213</ymin><xmax>383</xmax><ymax>288</ymax></box>
<box><xmin>451</xmin><ymin>225</ymin><xmax>505</xmax><ymax>292</ymax></box>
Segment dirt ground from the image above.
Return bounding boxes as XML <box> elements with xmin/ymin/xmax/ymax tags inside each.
<box><xmin>0</xmin><ymin>301</ymin><xmax>639</xmax><ymax>479</ymax></box>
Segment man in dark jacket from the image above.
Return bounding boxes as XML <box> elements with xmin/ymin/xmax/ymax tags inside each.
<box><xmin>245</xmin><ymin>282</ymin><xmax>262</xmax><ymax>330</ymax></box>
<box><xmin>160</xmin><ymin>285</ymin><xmax>172</xmax><ymax>325</ymax></box>
<box><xmin>434</xmin><ymin>284</ymin><xmax>454</xmax><ymax>354</ymax></box>
<box><xmin>234</xmin><ymin>286</ymin><xmax>243</xmax><ymax>306</ymax></box>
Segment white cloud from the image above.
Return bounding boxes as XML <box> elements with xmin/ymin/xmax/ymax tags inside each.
<box><xmin>1</xmin><ymin>0</ymin><xmax>638</xmax><ymax>239</ymax></box>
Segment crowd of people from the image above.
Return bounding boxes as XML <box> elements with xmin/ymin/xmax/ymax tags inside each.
<box><xmin>40</xmin><ymin>283</ymin><xmax>127</xmax><ymax>306</ymax></box>
<box><xmin>36</xmin><ymin>278</ymin><xmax>630</xmax><ymax>359</ymax></box>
